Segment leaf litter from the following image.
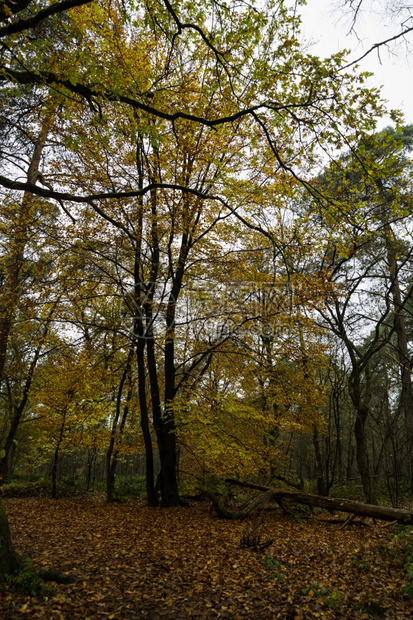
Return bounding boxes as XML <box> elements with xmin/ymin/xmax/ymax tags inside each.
<box><xmin>0</xmin><ymin>496</ymin><xmax>412</xmax><ymax>618</ymax></box>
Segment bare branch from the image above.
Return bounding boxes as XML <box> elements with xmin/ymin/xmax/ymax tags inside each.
<box><xmin>342</xmin><ymin>25</ymin><xmax>413</xmax><ymax>69</ymax></box>
<box><xmin>0</xmin><ymin>0</ymin><xmax>93</xmax><ymax>37</ymax></box>
<box><xmin>161</xmin><ymin>0</ymin><xmax>226</xmax><ymax>63</ymax></box>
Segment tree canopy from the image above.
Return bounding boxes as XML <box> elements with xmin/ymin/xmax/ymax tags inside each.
<box><xmin>0</xmin><ymin>0</ymin><xmax>412</xmax><ymax>595</ymax></box>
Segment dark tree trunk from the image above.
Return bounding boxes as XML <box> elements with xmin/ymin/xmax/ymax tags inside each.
<box><xmin>312</xmin><ymin>425</ymin><xmax>327</xmax><ymax>496</ymax></box>
<box><xmin>106</xmin><ymin>348</ymin><xmax>133</xmax><ymax>502</ymax></box>
<box><xmin>132</xmin><ymin>142</ymin><xmax>192</xmax><ymax>508</ymax></box>
<box><xmin>128</xmin><ymin>153</ymin><xmax>158</xmax><ymax>507</ymax></box>
<box><xmin>136</xmin><ymin>338</ymin><xmax>158</xmax><ymax>507</ymax></box>
<box><xmin>86</xmin><ymin>448</ymin><xmax>96</xmax><ymax>492</ymax></box>
<box><xmin>156</xmin><ymin>227</ymin><xmax>191</xmax><ymax>507</ymax></box>
<box><xmin>105</xmin><ymin>459</ymin><xmax>115</xmax><ymax>503</ymax></box>
<box><xmin>142</xmin><ymin>191</ymin><xmax>181</xmax><ymax>507</ymax></box>
<box><xmin>159</xmin><ymin>334</ymin><xmax>180</xmax><ymax>507</ymax></box>
<box><xmin>147</xmin><ymin>332</ymin><xmax>180</xmax><ymax>507</ymax></box>
<box><xmin>0</xmin><ymin>414</ymin><xmax>19</xmax><ymax>484</ymax></box>
<box><xmin>0</xmin><ymin>310</ymin><xmax>53</xmax><ymax>482</ymax></box>
<box><xmin>348</xmin><ymin>360</ymin><xmax>376</xmax><ymax>504</ymax></box>
<box><xmin>131</xmin><ymin>168</ymin><xmax>158</xmax><ymax>507</ymax></box>
<box><xmin>354</xmin><ymin>408</ymin><xmax>375</xmax><ymax>504</ymax></box>
<box><xmin>51</xmin><ymin>409</ymin><xmax>66</xmax><ymax>499</ymax></box>
<box><xmin>0</xmin><ymin>498</ymin><xmax>21</xmax><ymax>579</ymax></box>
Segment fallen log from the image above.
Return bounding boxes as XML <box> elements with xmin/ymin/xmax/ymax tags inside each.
<box><xmin>208</xmin><ymin>479</ymin><xmax>413</xmax><ymax>524</ymax></box>
<box><xmin>202</xmin><ymin>490</ymin><xmax>275</xmax><ymax>519</ymax></box>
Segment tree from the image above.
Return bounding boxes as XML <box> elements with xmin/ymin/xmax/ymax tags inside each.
<box><xmin>0</xmin><ymin>113</ymin><xmax>51</xmax><ymax>385</ymax></box>
<box><xmin>297</xmin><ymin>126</ymin><xmax>413</xmax><ymax>503</ymax></box>
<box><xmin>0</xmin><ymin>300</ymin><xmax>58</xmax><ymax>482</ymax></box>
<box><xmin>105</xmin><ymin>345</ymin><xmax>135</xmax><ymax>503</ymax></box>
<box><xmin>0</xmin><ymin>0</ymin><xmax>391</xmax><ymax>576</ymax></box>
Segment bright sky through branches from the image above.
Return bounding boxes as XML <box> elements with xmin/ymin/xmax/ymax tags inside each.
<box><xmin>299</xmin><ymin>0</ymin><xmax>413</xmax><ymax>124</ymax></box>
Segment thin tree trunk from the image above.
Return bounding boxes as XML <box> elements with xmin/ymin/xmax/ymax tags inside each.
<box><xmin>136</xmin><ymin>337</ymin><xmax>158</xmax><ymax>506</ymax></box>
<box><xmin>51</xmin><ymin>408</ymin><xmax>66</xmax><ymax>499</ymax></box>
<box><xmin>86</xmin><ymin>448</ymin><xmax>96</xmax><ymax>492</ymax></box>
<box><xmin>157</xmin><ymin>227</ymin><xmax>191</xmax><ymax>507</ymax></box>
<box><xmin>312</xmin><ymin>425</ymin><xmax>327</xmax><ymax>496</ymax></box>
<box><xmin>160</xmin><ymin>333</ymin><xmax>180</xmax><ymax>507</ymax></box>
<box><xmin>0</xmin><ymin>304</ymin><xmax>55</xmax><ymax>482</ymax></box>
<box><xmin>106</xmin><ymin>347</ymin><xmax>134</xmax><ymax>502</ymax></box>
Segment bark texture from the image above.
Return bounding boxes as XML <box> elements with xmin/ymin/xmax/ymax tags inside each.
<box><xmin>205</xmin><ymin>479</ymin><xmax>413</xmax><ymax>523</ymax></box>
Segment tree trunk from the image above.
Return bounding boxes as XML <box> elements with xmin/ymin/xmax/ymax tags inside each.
<box><xmin>0</xmin><ymin>498</ymin><xmax>21</xmax><ymax>579</ymax></box>
<box><xmin>159</xmin><ymin>334</ymin><xmax>180</xmax><ymax>507</ymax></box>
<box><xmin>384</xmin><ymin>222</ymin><xmax>413</xmax><ymax>480</ymax></box>
<box><xmin>131</xmin><ymin>181</ymin><xmax>158</xmax><ymax>506</ymax></box>
<box><xmin>86</xmin><ymin>448</ymin><xmax>96</xmax><ymax>492</ymax></box>
<box><xmin>106</xmin><ymin>348</ymin><xmax>133</xmax><ymax>502</ymax></box>
<box><xmin>156</xmin><ymin>228</ymin><xmax>191</xmax><ymax>507</ymax></box>
<box><xmin>213</xmin><ymin>479</ymin><xmax>413</xmax><ymax>523</ymax></box>
<box><xmin>312</xmin><ymin>425</ymin><xmax>327</xmax><ymax>496</ymax></box>
<box><xmin>348</xmin><ymin>361</ymin><xmax>376</xmax><ymax>504</ymax></box>
<box><xmin>0</xmin><ymin>413</ymin><xmax>19</xmax><ymax>484</ymax></box>
<box><xmin>136</xmin><ymin>337</ymin><xmax>158</xmax><ymax>507</ymax></box>
<box><xmin>105</xmin><ymin>455</ymin><xmax>116</xmax><ymax>503</ymax></box>
<box><xmin>51</xmin><ymin>409</ymin><xmax>66</xmax><ymax>499</ymax></box>
<box><xmin>354</xmin><ymin>408</ymin><xmax>375</xmax><ymax>504</ymax></box>
<box><xmin>147</xmin><ymin>332</ymin><xmax>180</xmax><ymax>507</ymax></box>
<box><xmin>0</xmin><ymin>309</ymin><xmax>54</xmax><ymax>482</ymax></box>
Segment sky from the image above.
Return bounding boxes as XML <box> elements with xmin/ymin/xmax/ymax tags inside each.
<box><xmin>299</xmin><ymin>0</ymin><xmax>413</xmax><ymax>125</ymax></box>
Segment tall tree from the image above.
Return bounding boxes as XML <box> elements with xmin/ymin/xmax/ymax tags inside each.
<box><xmin>298</xmin><ymin>126</ymin><xmax>413</xmax><ymax>502</ymax></box>
<box><xmin>0</xmin><ymin>0</ymin><xmax>391</xmax><ymax>575</ymax></box>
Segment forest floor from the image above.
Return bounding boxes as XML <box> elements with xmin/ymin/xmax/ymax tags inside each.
<box><xmin>1</xmin><ymin>495</ymin><xmax>412</xmax><ymax>619</ymax></box>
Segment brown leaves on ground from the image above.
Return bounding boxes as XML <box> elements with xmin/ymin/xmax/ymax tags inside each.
<box><xmin>1</xmin><ymin>496</ymin><xmax>412</xmax><ymax>618</ymax></box>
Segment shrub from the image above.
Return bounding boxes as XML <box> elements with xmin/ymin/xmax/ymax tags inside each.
<box><xmin>6</xmin><ymin>559</ymin><xmax>56</xmax><ymax>599</ymax></box>
<box><xmin>115</xmin><ymin>474</ymin><xmax>146</xmax><ymax>498</ymax></box>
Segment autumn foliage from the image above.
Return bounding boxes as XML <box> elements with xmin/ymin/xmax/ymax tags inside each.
<box><xmin>0</xmin><ymin>0</ymin><xmax>413</xmax><ymax>613</ymax></box>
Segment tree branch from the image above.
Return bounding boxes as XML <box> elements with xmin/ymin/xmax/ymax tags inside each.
<box><xmin>0</xmin><ymin>0</ymin><xmax>93</xmax><ymax>36</ymax></box>
<box><xmin>342</xmin><ymin>25</ymin><xmax>413</xmax><ymax>69</ymax></box>
<box><xmin>0</xmin><ymin>67</ymin><xmax>317</xmax><ymax>128</ymax></box>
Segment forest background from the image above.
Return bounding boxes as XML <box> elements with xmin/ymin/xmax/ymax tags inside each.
<box><xmin>0</xmin><ymin>0</ymin><xmax>413</xmax><ymax>590</ymax></box>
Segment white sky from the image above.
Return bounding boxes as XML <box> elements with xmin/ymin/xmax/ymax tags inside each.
<box><xmin>299</xmin><ymin>0</ymin><xmax>413</xmax><ymax>125</ymax></box>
